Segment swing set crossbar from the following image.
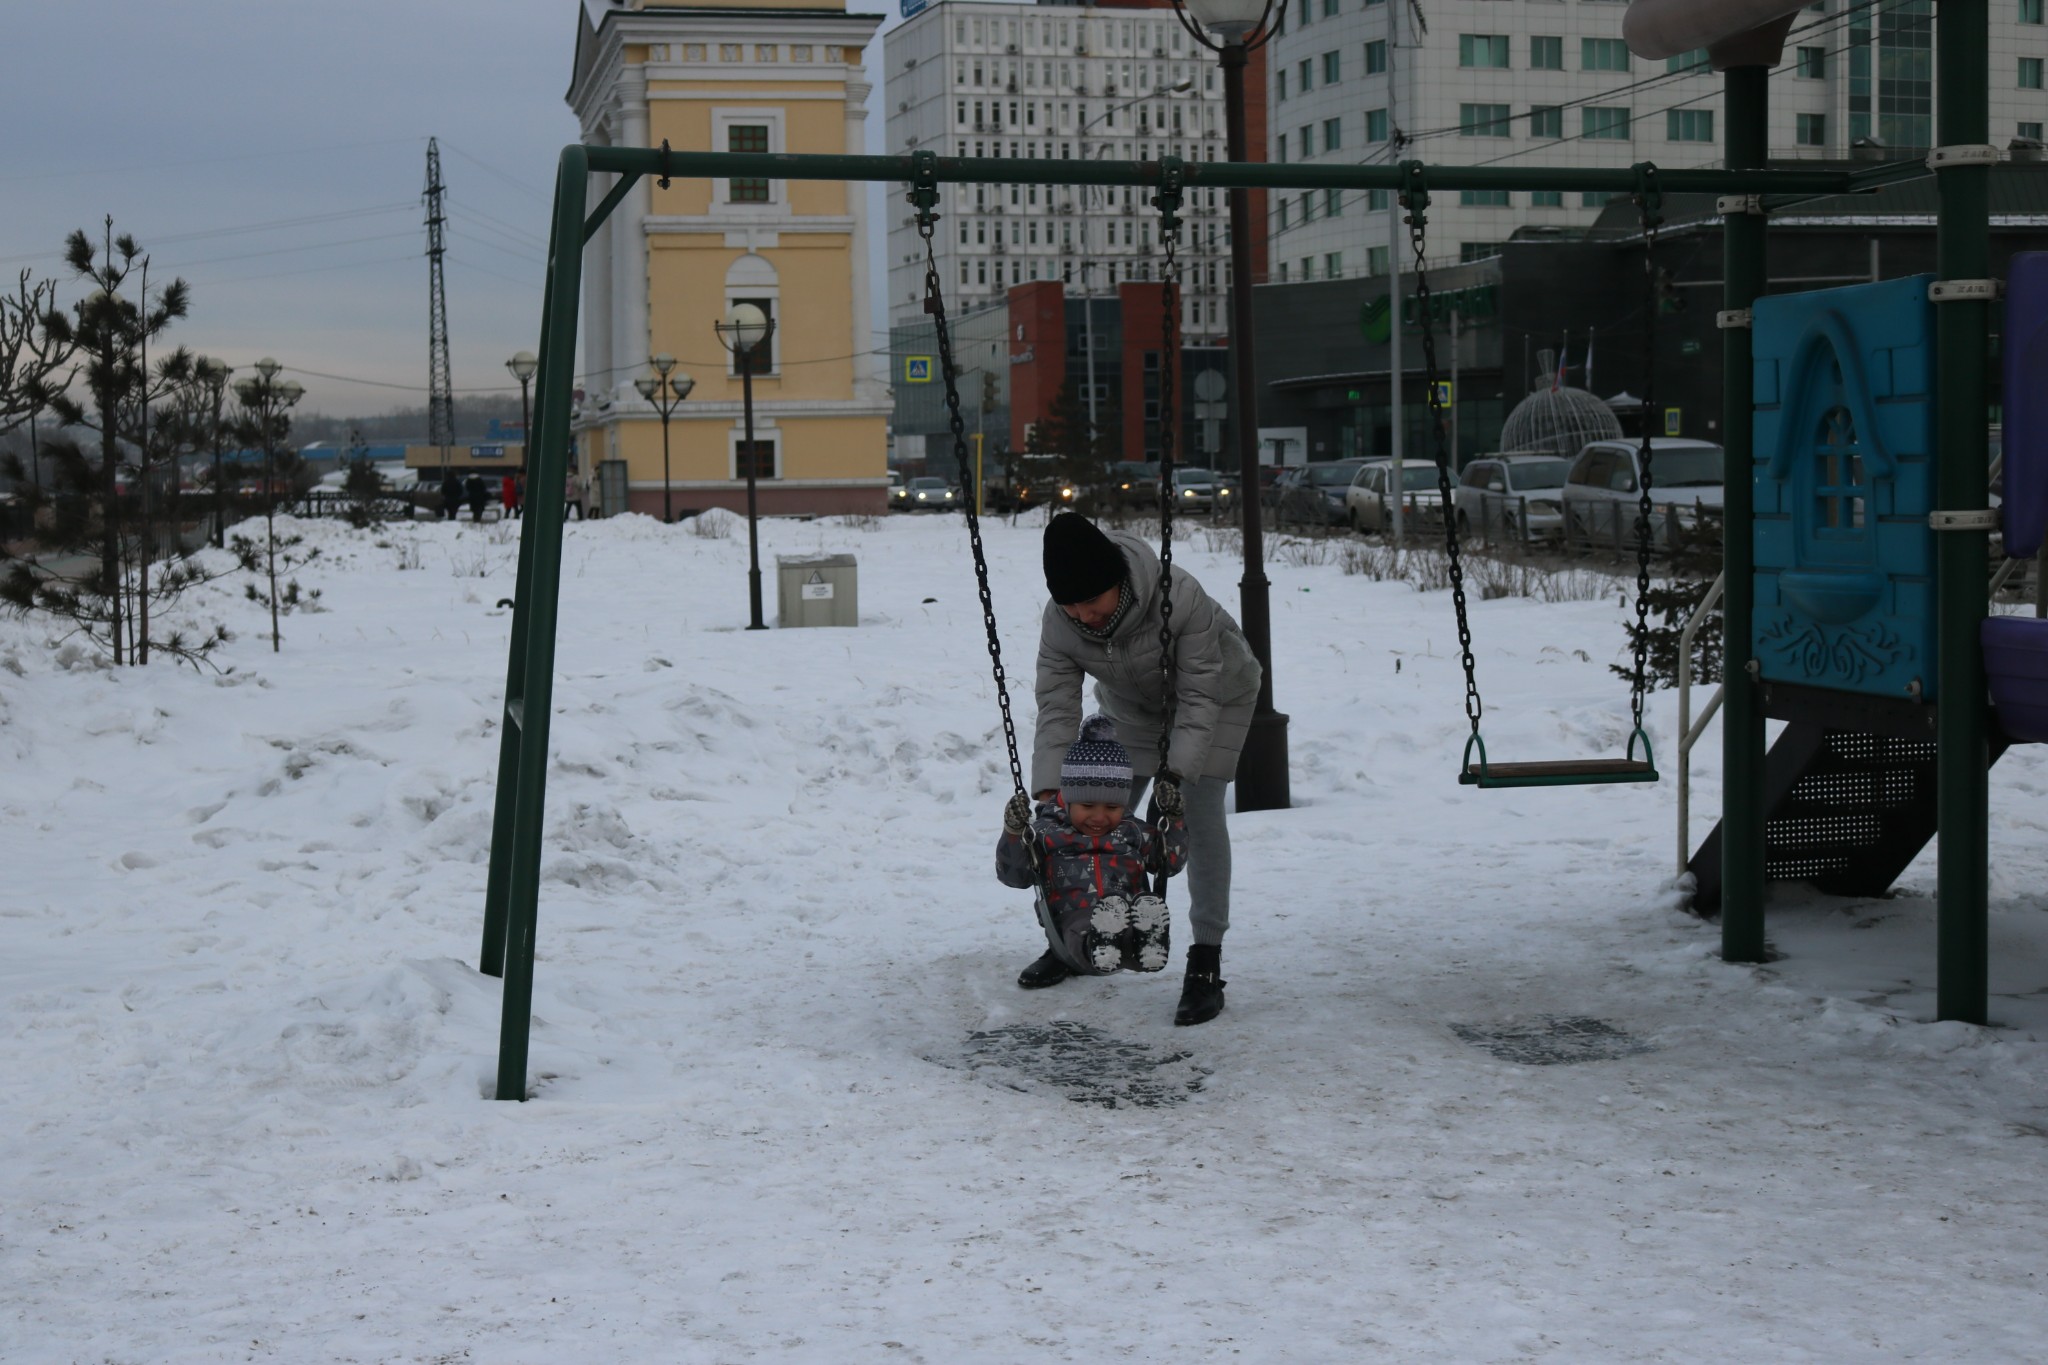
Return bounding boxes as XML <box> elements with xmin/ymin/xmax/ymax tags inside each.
<box><xmin>587</xmin><ymin>143</ymin><xmax>1908</xmax><ymax>198</ymax></box>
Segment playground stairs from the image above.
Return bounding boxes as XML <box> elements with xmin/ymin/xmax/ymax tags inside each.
<box><xmin>1688</xmin><ymin>681</ymin><xmax>2011</xmax><ymax>915</ymax></box>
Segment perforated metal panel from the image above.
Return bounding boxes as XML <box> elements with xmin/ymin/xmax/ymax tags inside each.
<box><xmin>1760</xmin><ymin>726</ymin><xmax>1939</xmax><ymax>890</ymax></box>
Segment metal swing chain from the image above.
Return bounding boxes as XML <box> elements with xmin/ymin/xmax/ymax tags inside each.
<box><xmin>910</xmin><ymin>165</ymin><xmax>1033</xmax><ymax>832</ymax></box>
<box><xmin>1151</xmin><ymin>164</ymin><xmax>1185</xmax><ymax>883</ymax></box>
<box><xmin>1405</xmin><ymin>168</ymin><xmax>1483</xmax><ymax>738</ymax></box>
<box><xmin>1627</xmin><ymin>169</ymin><xmax>1663</xmax><ymax>739</ymax></box>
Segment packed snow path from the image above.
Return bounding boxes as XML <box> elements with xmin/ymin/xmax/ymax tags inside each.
<box><xmin>5</xmin><ymin>512</ymin><xmax>2045</xmax><ymax>1362</ymax></box>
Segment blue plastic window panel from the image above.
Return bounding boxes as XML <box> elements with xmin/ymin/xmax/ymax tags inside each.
<box><xmin>1751</xmin><ymin>275</ymin><xmax>1937</xmax><ymax>700</ymax></box>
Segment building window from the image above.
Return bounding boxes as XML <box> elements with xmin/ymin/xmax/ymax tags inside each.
<box><xmin>1667</xmin><ymin>48</ymin><xmax>1709</xmax><ymax>73</ymax></box>
<box><xmin>1531</xmin><ymin>190</ymin><xmax>1564</xmax><ymax>207</ymax></box>
<box><xmin>1298</xmin><ymin>59</ymin><xmax>1313</xmax><ymax>92</ymax></box>
<box><xmin>1326</xmin><ymin>187</ymin><xmax>1343</xmax><ymax>216</ymax></box>
<box><xmin>1459</xmin><ymin>103</ymin><xmax>1512</xmax><ymax>137</ymax></box>
<box><xmin>1583</xmin><ymin>191</ymin><xmax>1622</xmax><ymax>208</ymax></box>
<box><xmin>1278</xmin><ymin>198</ymin><xmax>1290</xmax><ymax>230</ymax></box>
<box><xmin>1796</xmin><ymin>46</ymin><xmax>1827</xmax><ymax>77</ymax></box>
<box><xmin>1582</xmin><ymin>106</ymin><xmax>1632</xmax><ymax>140</ymax></box>
<box><xmin>1300</xmin><ymin>257</ymin><xmax>1314</xmax><ymax>280</ymax></box>
<box><xmin>727</xmin><ymin>124</ymin><xmax>771</xmax><ymax>201</ymax></box>
<box><xmin>1796</xmin><ymin>112</ymin><xmax>1827</xmax><ymax>145</ymax></box>
<box><xmin>736</xmin><ymin>438</ymin><xmax>777</xmax><ymax>481</ymax></box>
<box><xmin>2023</xmin><ymin>121</ymin><xmax>2046</xmax><ymax>139</ymax></box>
<box><xmin>1322</xmin><ymin>50</ymin><xmax>1341</xmax><ymax>84</ymax></box>
<box><xmin>1667</xmin><ymin>109</ymin><xmax>1715</xmax><ymax>142</ymax></box>
<box><xmin>2023</xmin><ymin>57</ymin><xmax>2046</xmax><ymax>88</ymax></box>
<box><xmin>1461</xmin><ymin>189</ymin><xmax>1511</xmax><ymax>207</ymax></box>
<box><xmin>1364</xmin><ymin>40</ymin><xmax>1386</xmax><ymax>74</ymax></box>
<box><xmin>1366</xmin><ymin>107</ymin><xmax>1389</xmax><ymax>141</ymax></box>
<box><xmin>1323</xmin><ymin>0</ymin><xmax>1339</xmax><ymax>15</ymax></box>
<box><xmin>1459</xmin><ymin>243</ymin><xmax>1506</xmax><ymax>263</ymax></box>
<box><xmin>1459</xmin><ymin>35</ymin><xmax>1511</xmax><ymax>68</ymax></box>
<box><xmin>1368</xmin><ymin>245</ymin><xmax>1390</xmax><ymax>276</ymax></box>
<box><xmin>1323</xmin><ymin>117</ymin><xmax>1342</xmax><ymax>151</ymax></box>
<box><xmin>1582</xmin><ymin>38</ymin><xmax>1632</xmax><ymax>71</ymax></box>
<box><xmin>727</xmin><ymin>297</ymin><xmax>776</xmax><ymax>373</ymax></box>
<box><xmin>1277</xmin><ymin>69</ymin><xmax>1287</xmax><ymax>100</ymax></box>
<box><xmin>1529</xmin><ymin>105</ymin><xmax>1563</xmax><ymax>139</ymax></box>
<box><xmin>1530</xmin><ymin>36</ymin><xmax>1563</xmax><ymax>70</ymax></box>
<box><xmin>1325</xmin><ymin>252</ymin><xmax>1343</xmax><ymax>277</ymax></box>
<box><xmin>2025</xmin><ymin>0</ymin><xmax>2044</xmax><ymax>22</ymax></box>
<box><xmin>1367</xmin><ymin>189</ymin><xmax>1389</xmax><ymax>211</ymax></box>
<box><xmin>1299</xmin><ymin>126</ymin><xmax>1313</xmax><ymax>158</ymax></box>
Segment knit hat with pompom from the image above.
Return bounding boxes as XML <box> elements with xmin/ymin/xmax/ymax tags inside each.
<box><xmin>1061</xmin><ymin>714</ymin><xmax>1133</xmax><ymax>806</ymax></box>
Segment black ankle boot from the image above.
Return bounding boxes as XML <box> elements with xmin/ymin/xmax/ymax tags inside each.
<box><xmin>1017</xmin><ymin>948</ymin><xmax>1073</xmax><ymax>990</ymax></box>
<box><xmin>1174</xmin><ymin>943</ymin><xmax>1226</xmax><ymax>1026</ymax></box>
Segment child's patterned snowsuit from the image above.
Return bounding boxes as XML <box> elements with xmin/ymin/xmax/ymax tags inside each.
<box><xmin>996</xmin><ymin>800</ymin><xmax>1188</xmax><ymax>973</ymax></box>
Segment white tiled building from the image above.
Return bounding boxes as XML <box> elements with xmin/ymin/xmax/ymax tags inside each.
<box><xmin>1264</xmin><ymin>0</ymin><xmax>2048</xmax><ymax>283</ymax></box>
<box><xmin>883</xmin><ymin>0</ymin><xmax>1241</xmax><ymax>338</ymax></box>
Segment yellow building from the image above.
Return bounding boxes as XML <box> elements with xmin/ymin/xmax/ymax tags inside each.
<box><xmin>568</xmin><ymin>0</ymin><xmax>889</xmax><ymax>517</ymax></box>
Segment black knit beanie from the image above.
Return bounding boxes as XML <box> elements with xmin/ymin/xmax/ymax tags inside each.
<box><xmin>1042</xmin><ymin>513</ymin><xmax>1127</xmax><ymax>604</ymax></box>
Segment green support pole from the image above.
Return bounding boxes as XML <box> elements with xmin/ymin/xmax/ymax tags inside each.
<box><xmin>1934</xmin><ymin>0</ymin><xmax>1991</xmax><ymax>1024</ymax></box>
<box><xmin>492</xmin><ymin>145</ymin><xmax>589</xmax><ymax>1100</ymax></box>
<box><xmin>1720</xmin><ymin>66</ymin><xmax>1769</xmax><ymax>963</ymax></box>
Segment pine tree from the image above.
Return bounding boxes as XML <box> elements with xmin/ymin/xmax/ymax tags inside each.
<box><xmin>0</xmin><ymin>221</ymin><xmax>231</xmax><ymax>668</ymax></box>
<box><xmin>1613</xmin><ymin>509</ymin><xmax>1723</xmax><ymax>691</ymax></box>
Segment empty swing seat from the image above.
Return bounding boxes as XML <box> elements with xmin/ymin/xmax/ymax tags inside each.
<box><xmin>1458</xmin><ymin>732</ymin><xmax>1660</xmax><ymax>787</ymax></box>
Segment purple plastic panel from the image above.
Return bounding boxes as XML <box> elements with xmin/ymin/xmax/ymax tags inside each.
<box><xmin>1983</xmin><ymin>616</ymin><xmax>2048</xmax><ymax>743</ymax></box>
<box><xmin>2002</xmin><ymin>253</ymin><xmax>2048</xmax><ymax>558</ymax></box>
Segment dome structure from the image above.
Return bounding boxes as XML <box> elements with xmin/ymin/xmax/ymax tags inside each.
<box><xmin>1500</xmin><ymin>383</ymin><xmax>1624</xmax><ymax>457</ymax></box>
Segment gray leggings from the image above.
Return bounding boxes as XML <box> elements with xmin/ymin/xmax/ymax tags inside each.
<box><xmin>1129</xmin><ymin>773</ymin><xmax>1232</xmax><ymax>947</ymax></box>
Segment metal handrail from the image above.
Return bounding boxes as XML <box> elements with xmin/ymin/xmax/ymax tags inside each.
<box><xmin>1676</xmin><ymin>569</ymin><xmax>1726</xmax><ymax>878</ymax></box>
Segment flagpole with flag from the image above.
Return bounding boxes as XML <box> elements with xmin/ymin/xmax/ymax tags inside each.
<box><xmin>1584</xmin><ymin>327</ymin><xmax>1595</xmax><ymax>395</ymax></box>
<box><xmin>1553</xmin><ymin>330</ymin><xmax>1568</xmax><ymax>392</ymax></box>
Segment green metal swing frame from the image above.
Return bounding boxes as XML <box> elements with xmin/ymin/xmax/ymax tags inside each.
<box><xmin>478</xmin><ymin>8</ymin><xmax>1999</xmax><ymax>1096</ymax></box>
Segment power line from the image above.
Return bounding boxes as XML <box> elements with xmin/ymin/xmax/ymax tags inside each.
<box><xmin>438</xmin><ymin>141</ymin><xmax>556</xmax><ymax>205</ymax></box>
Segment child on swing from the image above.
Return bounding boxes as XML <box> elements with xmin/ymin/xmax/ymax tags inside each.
<box><xmin>996</xmin><ymin>715</ymin><xmax>1188</xmax><ymax>974</ymax></box>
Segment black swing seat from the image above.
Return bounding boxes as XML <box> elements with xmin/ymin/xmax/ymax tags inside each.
<box><xmin>1458</xmin><ymin>728</ymin><xmax>1659</xmax><ymax>788</ymax></box>
<box><xmin>1460</xmin><ymin>756</ymin><xmax>1659</xmax><ymax>788</ymax></box>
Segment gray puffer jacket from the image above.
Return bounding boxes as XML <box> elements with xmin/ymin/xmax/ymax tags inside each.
<box><xmin>1031</xmin><ymin>531</ymin><xmax>1264</xmax><ymax>791</ymax></box>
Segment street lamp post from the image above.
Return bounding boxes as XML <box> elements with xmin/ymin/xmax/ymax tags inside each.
<box><xmin>231</xmin><ymin>357</ymin><xmax>304</xmax><ymax>653</ymax></box>
<box><xmin>1171</xmin><ymin>0</ymin><xmax>1289</xmax><ymax>811</ymax></box>
<box><xmin>633</xmin><ymin>352</ymin><xmax>693</xmax><ymax>524</ymax></box>
<box><xmin>505</xmin><ymin>350</ymin><xmax>537</xmax><ymax>477</ymax></box>
<box><xmin>714</xmin><ymin>305</ymin><xmax>775</xmax><ymax>630</ymax></box>
<box><xmin>194</xmin><ymin>356</ymin><xmax>234</xmax><ymax>548</ymax></box>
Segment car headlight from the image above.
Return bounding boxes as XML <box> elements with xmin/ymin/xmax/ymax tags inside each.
<box><xmin>1182</xmin><ymin>488</ymin><xmax>1196</xmax><ymax>498</ymax></box>
<box><xmin>1120</xmin><ymin>482</ymin><xmax>1132</xmax><ymax>491</ymax></box>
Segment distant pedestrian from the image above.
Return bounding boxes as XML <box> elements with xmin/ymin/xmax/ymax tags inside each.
<box><xmin>465</xmin><ymin>474</ymin><xmax>487</xmax><ymax>522</ymax></box>
<box><xmin>439</xmin><ymin>471</ymin><xmax>462</xmax><ymax>521</ymax></box>
<box><xmin>564</xmin><ymin>471</ymin><xmax>583</xmax><ymax>521</ymax></box>
<box><xmin>513</xmin><ymin>472</ymin><xmax>526</xmax><ymax>520</ymax></box>
<box><xmin>501</xmin><ymin>474</ymin><xmax>519</xmax><ymax>520</ymax></box>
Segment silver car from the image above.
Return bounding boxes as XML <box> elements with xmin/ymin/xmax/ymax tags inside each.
<box><xmin>905</xmin><ymin>476</ymin><xmax>960</xmax><ymax>511</ymax></box>
<box><xmin>1273</xmin><ymin>460</ymin><xmax>1366</xmax><ymax>529</ymax></box>
<box><xmin>1453</xmin><ymin>455</ymin><xmax>1571</xmax><ymax>542</ymax></box>
<box><xmin>1172</xmin><ymin>466</ymin><xmax>1237</xmax><ymax>516</ymax></box>
<box><xmin>1344</xmin><ymin>460</ymin><xmax>1448</xmax><ymax>535</ymax></box>
<box><xmin>1561</xmin><ymin>439</ymin><xmax>1724</xmax><ymax>545</ymax></box>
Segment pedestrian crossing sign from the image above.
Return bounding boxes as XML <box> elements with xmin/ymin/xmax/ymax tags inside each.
<box><xmin>1432</xmin><ymin>380</ymin><xmax>1454</xmax><ymax>407</ymax></box>
<box><xmin>905</xmin><ymin>356</ymin><xmax>933</xmax><ymax>383</ymax></box>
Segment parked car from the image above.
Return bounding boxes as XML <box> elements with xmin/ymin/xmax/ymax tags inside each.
<box><xmin>1257</xmin><ymin>464</ymin><xmax>1290</xmax><ymax>509</ymax></box>
<box><xmin>888</xmin><ymin>470</ymin><xmax>909</xmax><ymax>510</ymax></box>
<box><xmin>1453</xmin><ymin>455</ymin><xmax>1572</xmax><ymax>542</ymax></box>
<box><xmin>1344</xmin><ymin>459</ymin><xmax>1448</xmax><ymax>534</ymax></box>
<box><xmin>1561</xmin><ymin>438</ymin><xmax>1725</xmax><ymax>546</ymax></box>
<box><xmin>905</xmin><ymin>476</ymin><xmax>960</xmax><ymax>511</ymax></box>
<box><xmin>1171</xmin><ymin>466</ymin><xmax>1237</xmax><ymax>517</ymax></box>
<box><xmin>1110</xmin><ymin>461</ymin><xmax>1162</xmax><ymax>510</ymax></box>
<box><xmin>1273</xmin><ymin>460</ymin><xmax>1366</xmax><ymax>529</ymax></box>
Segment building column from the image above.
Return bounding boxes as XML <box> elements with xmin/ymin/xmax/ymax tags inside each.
<box><xmin>845</xmin><ymin>65</ymin><xmax>882</xmax><ymax>402</ymax></box>
<box><xmin>612</xmin><ymin>67</ymin><xmax>652</xmax><ymax>404</ymax></box>
<box><xmin>582</xmin><ymin>123</ymin><xmax>615</xmax><ymax>417</ymax></box>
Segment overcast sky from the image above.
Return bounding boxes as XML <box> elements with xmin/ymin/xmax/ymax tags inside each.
<box><xmin>2</xmin><ymin>1</ymin><xmax>903</xmax><ymax>420</ymax></box>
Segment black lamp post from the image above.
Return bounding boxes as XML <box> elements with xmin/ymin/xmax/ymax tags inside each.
<box><xmin>1169</xmin><ymin>0</ymin><xmax>1289</xmax><ymax>811</ymax></box>
<box><xmin>505</xmin><ymin>350</ymin><xmax>537</xmax><ymax>475</ymax></box>
<box><xmin>194</xmin><ymin>356</ymin><xmax>234</xmax><ymax>548</ymax></box>
<box><xmin>714</xmin><ymin>305</ymin><xmax>775</xmax><ymax>631</ymax></box>
<box><xmin>633</xmin><ymin>352</ymin><xmax>693</xmax><ymax>524</ymax></box>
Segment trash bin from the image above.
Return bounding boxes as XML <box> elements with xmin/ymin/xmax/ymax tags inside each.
<box><xmin>777</xmin><ymin>553</ymin><xmax>858</xmax><ymax>628</ymax></box>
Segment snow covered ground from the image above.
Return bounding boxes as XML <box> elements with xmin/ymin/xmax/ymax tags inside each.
<box><xmin>4</xmin><ymin>509</ymin><xmax>2046</xmax><ymax>1363</ymax></box>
